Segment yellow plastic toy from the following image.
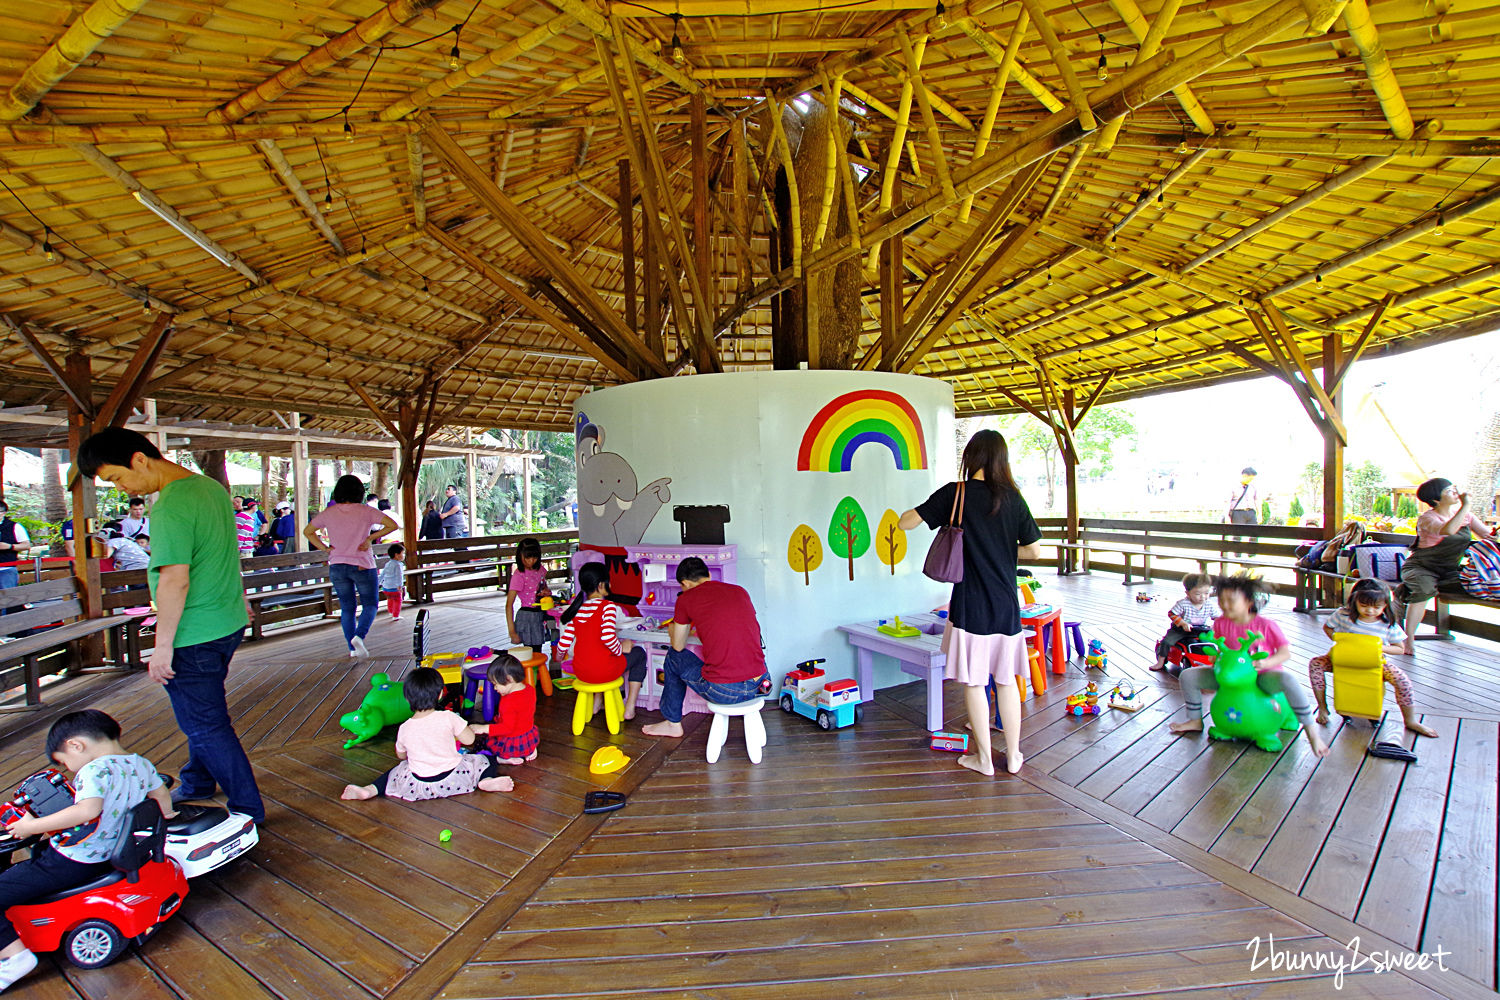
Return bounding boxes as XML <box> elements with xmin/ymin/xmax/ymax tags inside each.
<box><xmin>571</xmin><ymin>676</ymin><xmax>627</xmax><ymax>735</ymax></box>
<box><xmin>1329</xmin><ymin>632</ymin><xmax>1385</xmax><ymax>720</ymax></box>
<box><xmin>420</xmin><ymin>651</ymin><xmax>467</xmax><ymax>685</ymax></box>
<box><xmin>589</xmin><ymin>746</ymin><xmax>631</xmax><ymax>775</ymax></box>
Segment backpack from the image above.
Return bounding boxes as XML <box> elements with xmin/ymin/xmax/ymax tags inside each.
<box><xmin>1296</xmin><ymin>538</ymin><xmax>1331</xmax><ymax>570</ymax></box>
<box><xmin>1346</xmin><ymin>542</ymin><xmax>1407</xmax><ymax>583</ymax></box>
<box><xmin>1460</xmin><ymin>539</ymin><xmax>1500</xmax><ymax>600</ymax></box>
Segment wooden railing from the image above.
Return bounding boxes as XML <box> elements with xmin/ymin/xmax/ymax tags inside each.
<box><xmin>409</xmin><ymin>529</ymin><xmax>578</xmax><ymax>603</ymax></box>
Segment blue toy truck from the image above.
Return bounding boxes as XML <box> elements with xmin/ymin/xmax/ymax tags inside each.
<box><xmin>779</xmin><ymin>658</ymin><xmax>862</xmax><ymax>730</ymax></box>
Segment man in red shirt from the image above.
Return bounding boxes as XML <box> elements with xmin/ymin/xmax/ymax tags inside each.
<box><xmin>642</xmin><ymin>558</ymin><xmax>771</xmax><ymax>738</ymax></box>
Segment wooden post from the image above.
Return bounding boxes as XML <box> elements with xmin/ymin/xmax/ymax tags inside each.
<box><xmin>618</xmin><ymin>158</ymin><xmax>637</xmax><ymax>335</ymax></box>
<box><xmin>259</xmin><ymin>453</ymin><xmax>270</xmax><ymax>509</ymax></box>
<box><xmin>1063</xmin><ymin>388</ymin><xmax>1080</xmax><ymax>575</ymax></box>
<box><xmin>1322</xmin><ymin>331</ymin><xmax>1344</xmax><ymax>535</ymax></box>
<box><xmin>398</xmin><ymin>436</ymin><xmax>421</xmax><ymax>601</ymax></box>
<box><xmin>64</xmin><ymin>352</ymin><xmax>104</xmax><ymax>665</ymax></box>
<box><xmin>465</xmin><ymin>445</ymin><xmax>479</xmax><ymax>537</ymax></box>
<box><xmin>691</xmin><ymin>92</ymin><xmax>712</xmax><ymax>316</ymax></box>
<box><xmin>878</xmin><ymin>169</ymin><xmax>903</xmax><ymax>371</ymax></box>
<box><xmin>642</xmin><ymin>164</ymin><xmax>662</xmax><ymax>359</ymax></box>
<box><xmin>290</xmin><ymin>413</ymin><xmax>309</xmax><ymax>553</ymax></box>
<box><xmin>522</xmin><ymin>431</ymin><xmax>533</xmax><ymax>529</ymax></box>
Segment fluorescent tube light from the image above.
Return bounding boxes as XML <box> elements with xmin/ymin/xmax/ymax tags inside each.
<box><xmin>131</xmin><ymin>190</ymin><xmax>239</xmax><ymax>271</ymax></box>
<box><xmin>524</xmin><ymin>350</ymin><xmax>586</xmax><ymax>362</ymax></box>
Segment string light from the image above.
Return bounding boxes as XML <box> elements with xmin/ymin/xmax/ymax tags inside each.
<box><xmin>1315</xmin><ymin>273</ymin><xmax>1323</xmax><ymax>284</ymax></box>
<box><xmin>342</xmin><ymin>111</ymin><xmax>354</xmax><ymax>142</ymax></box>
<box><xmin>669</xmin><ymin>13</ymin><xmax>685</xmax><ymax>65</ymax></box>
<box><xmin>449</xmin><ymin>27</ymin><xmax>462</xmax><ymax>70</ymax></box>
<box><xmin>933</xmin><ymin>0</ymin><xmax>947</xmax><ymax>28</ymax></box>
<box><xmin>42</xmin><ymin>227</ymin><xmax>54</xmax><ymax>262</ymax></box>
<box><xmin>1096</xmin><ymin>34</ymin><xmax>1108</xmax><ymax>82</ymax></box>
<box><xmin>1433</xmin><ymin>211</ymin><xmax>1446</xmax><ymax>235</ymax></box>
<box><xmin>323</xmin><ymin>190</ymin><xmax>333</xmax><ymax>213</ymax></box>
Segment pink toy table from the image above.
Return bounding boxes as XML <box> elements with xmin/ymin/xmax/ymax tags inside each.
<box><xmin>837</xmin><ymin>612</ymin><xmax>948</xmax><ymax>732</ymax></box>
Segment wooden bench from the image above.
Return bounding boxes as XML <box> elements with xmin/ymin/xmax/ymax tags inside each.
<box><xmin>239</xmin><ymin>550</ymin><xmax>336</xmax><ymax>640</ymax></box>
<box><xmin>0</xmin><ymin>577</ymin><xmax>130</xmax><ymax>710</ymax></box>
<box><xmin>411</xmin><ymin>531</ymin><xmax>576</xmax><ymax>603</ymax></box>
<box><xmin>99</xmin><ymin>567</ymin><xmax>154</xmax><ymax>668</ymax></box>
<box><xmin>1055</xmin><ymin>539</ymin><xmax>1296</xmax><ymax>587</ymax></box>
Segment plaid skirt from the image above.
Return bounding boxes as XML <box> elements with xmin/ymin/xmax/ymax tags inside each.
<box><xmin>479</xmin><ymin>725</ymin><xmax>540</xmax><ymax>759</ymax></box>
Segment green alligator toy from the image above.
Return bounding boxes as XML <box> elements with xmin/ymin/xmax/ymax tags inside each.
<box><xmin>339</xmin><ymin>672</ymin><xmax>413</xmax><ymax>749</ymax></box>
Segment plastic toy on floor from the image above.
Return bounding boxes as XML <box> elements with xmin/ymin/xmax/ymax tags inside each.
<box><xmin>1165</xmin><ymin>631</ymin><xmax>1216</xmax><ymax>677</ymax></box>
<box><xmin>1108</xmin><ymin>680</ymin><xmax>1142</xmax><ymax>711</ymax></box>
<box><xmin>1202</xmin><ymin>634</ymin><xmax>1299</xmax><ymax>751</ymax></box>
<box><xmin>1134</xmin><ymin>592</ymin><xmax>1156</xmax><ymax>603</ymax></box>
<box><xmin>876</xmin><ymin>616</ymin><xmax>921</xmax><ymax>638</ymax></box>
<box><xmin>338</xmin><ymin>672</ymin><xmax>413</xmax><ymax>748</ymax></box>
<box><xmin>1084</xmin><ymin>638</ymin><xmax>1108</xmax><ymax>670</ymax></box>
<box><xmin>780</xmin><ymin>659</ymin><xmax>861</xmax><ymax>729</ymax></box>
<box><xmin>930</xmin><ymin>732</ymin><xmax>969</xmax><ymax>752</ymax></box>
<box><xmin>1066</xmin><ymin>683</ymin><xmax>1102</xmax><ymax>716</ymax></box>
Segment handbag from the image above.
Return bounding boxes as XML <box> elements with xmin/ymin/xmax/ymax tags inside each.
<box><xmin>922</xmin><ymin>481</ymin><xmax>965</xmax><ymax>584</ymax></box>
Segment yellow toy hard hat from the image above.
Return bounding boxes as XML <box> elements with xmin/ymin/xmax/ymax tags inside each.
<box><xmin>589</xmin><ymin>746</ymin><xmax>631</xmax><ymax>775</ymax></box>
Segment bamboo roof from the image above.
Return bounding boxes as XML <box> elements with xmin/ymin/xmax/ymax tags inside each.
<box><xmin>1</xmin><ymin>0</ymin><xmax>1497</xmax><ymax>434</ymax></box>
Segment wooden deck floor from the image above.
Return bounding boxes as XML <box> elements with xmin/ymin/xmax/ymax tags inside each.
<box><xmin>1</xmin><ymin>578</ymin><xmax>1493</xmax><ymax>999</ymax></box>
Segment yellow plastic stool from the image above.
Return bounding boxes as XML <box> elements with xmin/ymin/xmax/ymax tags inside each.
<box><xmin>571</xmin><ymin>676</ymin><xmax>626</xmax><ymax>735</ymax></box>
<box><xmin>1329</xmin><ymin>632</ymin><xmax>1385</xmax><ymax>720</ymax></box>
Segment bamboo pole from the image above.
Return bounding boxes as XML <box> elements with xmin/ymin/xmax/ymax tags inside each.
<box><xmin>765</xmin><ymin>94</ymin><xmax>803</xmax><ymax>280</ymax></box>
<box><xmin>0</xmin><ymin>0</ymin><xmax>153</xmax><ymax>121</ymax></box>
<box><xmin>208</xmin><ymin>0</ymin><xmax>442</xmax><ymax>123</ymax></box>
<box><xmin>733</xmin><ymin>119</ymin><xmax>752</xmax><ymax>292</ymax></box>
<box><xmin>406</xmin><ymin>136</ymin><xmax>427</xmax><ymax>229</ymax></box>
<box><xmin>1105</xmin><ymin>147</ymin><xmax>1208</xmax><ymax>238</ymax></box>
<box><xmin>879</xmin><ymin>35</ymin><xmax>924</xmax><ymax>212</ymax></box>
<box><xmin>1101</xmin><ymin>0</ymin><xmax>1206</xmax><ymax>146</ymax></box>
<box><xmin>1117</xmin><ymin>132</ymin><xmax>1497</xmax><ymax>158</ymax></box>
<box><xmin>1341</xmin><ymin>0</ymin><xmax>1414</xmax><ymax>139</ymax></box>
<box><xmin>378</xmin><ymin>12</ymin><xmax>575</xmax><ymax>121</ymax></box>
<box><xmin>831</xmin><ymin>86</ymin><xmax>863</xmax><ymax>257</ymax></box>
<box><xmin>898</xmin><ymin>32</ymin><xmax>955</xmax><ymax>203</ymax></box>
<box><xmin>256</xmin><ymin>139</ymin><xmax>346</xmax><ymax>256</ymax></box>
<box><xmin>813</xmin><ymin>74</ymin><xmax>844</xmax><ymax>248</ymax></box>
<box><xmin>959</xmin><ymin>10</ymin><xmax>1027</xmax><ymax>223</ymax></box>
<box><xmin>554</xmin><ymin>0</ymin><xmax>700</xmax><ymax>94</ymax></box>
<box><xmin>1019</xmin><ymin>0</ymin><xmax>1096</xmax><ymax>131</ymax></box>
<box><xmin>1039</xmin><ymin>142</ymin><xmax>1088</xmax><ymax>220</ymax></box>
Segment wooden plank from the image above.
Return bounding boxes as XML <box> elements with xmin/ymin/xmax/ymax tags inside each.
<box><xmin>1422</xmin><ymin>717</ymin><xmax>1498</xmax><ymax>986</ymax></box>
<box><xmin>1357</xmin><ymin>714</ymin><xmax>1460</xmax><ymax>947</ymax></box>
<box><xmin>1171</xmin><ymin>733</ymin><xmax>1288</xmax><ymax>849</ymax></box>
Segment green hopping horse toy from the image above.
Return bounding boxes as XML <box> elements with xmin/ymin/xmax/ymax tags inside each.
<box><xmin>1203</xmin><ymin>633</ymin><xmax>1300</xmax><ymax>751</ymax></box>
<box><xmin>338</xmin><ymin>672</ymin><xmax>414</xmax><ymax>749</ymax></box>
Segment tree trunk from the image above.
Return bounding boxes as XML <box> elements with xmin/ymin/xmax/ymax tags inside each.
<box><xmin>1465</xmin><ymin>407</ymin><xmax>1500</xmax><ymax>515</ymax></box>
<box><xmin>789</xmin><ymin>100</ymin><xmax>863</xmax><ymax>370</ymax></box>
<box><xmin>41</xmin><ymin>448</ymin><xmax>67</xmax><ymax>554</ymax></box>
<box><xmin>193</xmin><ymin>450</ymin><xmax>229</xmax><ymax>491</ymax></box>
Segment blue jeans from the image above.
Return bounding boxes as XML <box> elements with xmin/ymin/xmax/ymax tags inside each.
<box><xmin>329</xmin><ymin>563</ymin><xmax>378</xmax><ymax>647</ymax></box>
<box><xmin>443</xmin><ymin>523</ymin><xmax>469</xmax><ymax>538</ymax></box>
<box><xmin>659</xmin><ymin>648</ymin><xmax>770</xmax><ymax>723</ymax></box>
<box><xmin>165</xmin><ymin>628</ymin><xmax>264</xmax><ymax>823</ymax></box>
<box><xmin>0</xmin><ymin>565</ymin><xmax>18</xmax><ymax>614</ymax></box>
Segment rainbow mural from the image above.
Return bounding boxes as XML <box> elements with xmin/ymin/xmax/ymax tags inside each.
<box><xmin>796</xmin><ymin>389</ymin><xmax>928</xmax><ymax>473</ymax></box>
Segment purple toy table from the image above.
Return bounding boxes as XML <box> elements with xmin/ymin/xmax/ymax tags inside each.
<box><xmin>837</xmin><ymin>612</ymin><xmax>948</xmax><ymax>732</ymax></box>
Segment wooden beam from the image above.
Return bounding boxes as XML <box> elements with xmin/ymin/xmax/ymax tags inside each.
<box><xmin>347</xmin><ymin>381</ymin><xmax>405</xmax><ymax>443</ymax></box>
<box><xmin>1072</xmin><ymin>370</ymin><xmax>1115</xmax><ymax>425</ymax></box>
<box><xmin>1330</xmin><ymin>293</ymin><xmax>1394</xmax><ymax>392</ymax></box>
<box><xmin>406</xmin><ymin>136</ymin><xmax>427</xmax><ymax>229</ymax></box>
<box><xmin>1261</xmin><ymin>301</ymin><xmax>1348</xmax><ymax>444</ymax></box>
<box><xmin>95</xmin><ymin>313</ymin><xmax>175</xmax><ymax>429</ymax></box>
<box><xmin>6</xmin><ymin>315</ymin><xmax>92</xmax><ymax>416</ymax></box>
<box><xmin>418</xmin><ymin>113</ymin><xmax>669</xmax><ymax>377</ymax></box>
<box><xmin>1322</xmin><ymin>330</ymin><xmax>1345</xmax><ymax>532</ymax></box>
<box><xmin>143</xmin><ymin>354</ymin><xmax>217</xmax><ymax>395</ymax></box>
<box><xmin>619</xmin><ymin>159</ymin><xmax>638</xmax><ymax>335</ymax></box>
<box><xmin>1105</xmin><ymin>148</ymin><xmax>1209</xmax><ymax>239</ymax></box>
<box><xmin>1237</xmin><ymin>315</ymin><xmax>1332</xmax><ymax>436</ymax></box>
<box><xmin>691</xmin><ymin>93</ymin><xmax>712</xmax><ymax>306</ymax></box>
<box><xmin>990</xmin><ymin>382</ymin><xmax>1051</xmax><ymax>425</ymax></box>
<box><xmin>0</xmin><ymin>0</ymin><xmax>151</xmax><ymax>120</ymax></box>
<box><xmin>423</xmin><ymin>224</ymin><xmax>641</xmax><ymax>383</ymax></box>
<box><xmin>208</xmin><ymin>0</ymin><xmax>442</xmax><ymax>123</ymax></box>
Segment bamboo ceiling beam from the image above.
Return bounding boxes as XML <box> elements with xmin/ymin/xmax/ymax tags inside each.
<box><xmin>1102</xmin><ymin>131</ymin><xmax>1500</xmax><ymax>158</ymax></box>
<box><xmin>377</xmin><ymin>12</ymin><xmax>576</xmax><ymax>121</ymax></box>
<box><xmin>174</xmin><ymin>230</ymin><xmax>425</xmax><ymax>323</ymax></box>
<box><xmin>1102</xmin><ymin>0</ymin><xmax>1209</xmax><ymax>144</ymax></box>
<box><xmin>1328</xmin><ymin>293</ymin><xmax>1392</xmax><ymax>393</ymax></box>
<box><xmin>1039</xmin><ymin>143</ymin><xmax>1088</xmax><ymax>220</ymax></box>
<box><xmin>0</xmin><ymin>0</ymin><xmax>151</xmax><ymax>121</ymax></box>
<box><xmin>353</xmin><ymin>266</ymin><xmax>487</xmax><ymax>324</ymax></box>
<box><xmin>1041</xmin><ymin>226</ymin><xmax>1243</xmax><ymax>308</ymax></box>
<box><xmin>813</xmin><ymin>75</ymin><xmax>844</xmax><ymax>248</ymax></box>
<box><xmin>426</xmin><ymin>220</ymin><xmax>648</xmax><ymax>386</ymax></box>
<box><xmin>873</xmin><ymin>52</ymin><xmax>975</xmax><ymax>132</ymax></box>
<box><xmin>898</xmin><ymin>32</ymin><xmax>955</xmax><ymax>203</ymax></box>
<box><xmin>489</xmin><ymin>65</ymin><xmax>606</xmax><ymax>120</ymax></box>
<box><xmin>0</xmin><ymin>218</ymin><xmax>161</xmax><ymax>315</ymax></box>
<box><xmin>65</xmin><ymin>137</ymin><xmax>264</xmax><ymax>286</ymax></box>
<box><xmin>1327</xmin><ymin>260</ymin><xmax>1500</xmax><ymax>329</ymax></box>
<box><xmin>406</xmin><ymin>136</ymin><xmax>427</xmax><ymax>229</ymax></box>
<box><xmin>1340</xmin><ymin>0</ymin><xmax>1414</xmax><ymax>139</ymax></box>
<box><xmin>954</xmin><ymin>14</ymin><xmax>1065</xmax><ymax>114</ymax></box>
<box><xmin>275</xmin><ymin>292</ymin><xmax>459</xmax><ymax>348</ymax></box>
<box><xmin>207</xmin><ymin>0</ymin><xmax>443</xmax><ymax>123</ymax></box>
<box><xmin>1105</xmin><ymin>147</ymin><xmax>1209</xmax><ymax>239</ymax></box>
<box><xmin>554</xmin><ymin>0</ymin><xmax>700</xmax><ymax>94</ymax></box>
<box><xmin>879</xmin><ymin>36</ymin><xmax>924</xmax><ymax>213</ymax></box>
<box><xmin>256</xmin><ymin>139</ymin><xmax>346</xmax><ymax>257</ymax></box>
<box><xmin>959</xmin><ymin>10</ymin><xmax>1027</xmax><ymax>223</ymax></box>
<box><xmin>1019</xmin><ymin>0</ymin><xmax>1096</xmax><ymax>132</ymax></box>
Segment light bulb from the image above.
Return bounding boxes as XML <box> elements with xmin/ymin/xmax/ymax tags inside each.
<box><xmin>1176</xmin><ymin>138</ymin><xmax>1189</xmax><ymax>154</ymax></box>
<box><xmin>42</xmin><ymin>229</ymin><xmax>54</xmax><ymax>261</ymax></box>
<box><xmin>1096</xmin><ymin>55</ymin><xmax>1108</xmax><ymax>82</ymax></box>
<box><xmin>142</xmin><ymin>299</ymin><xmax>152</xmax><ymax>315</ymax></box>
<box><xmin>1315</xmin><ymin>273</ymin><xmax>1323</xmax><ymax>284</ymax></box>
<box><xmin>1433</xmin><ymin>212</ymin><xmax>1445</xmax><ymax>234</ymax></box>
<box><xmin>322</xmin><ymin>192</ymin><xmax>332</xmax><ymax>213</ymax></box>
<box><xmin>343</xmin><ymin>119</ymin><xmax>354</xmax><ymax>142</ymax></box>
<box><xmin>449</xmin><ymin>43</ymin><xmax>460</xmax><ymax>70</ymax></box>
<box><xmin>671</xmin><ymin>32</ymin><xmax>684</xmax><ymax>64</ymax></box>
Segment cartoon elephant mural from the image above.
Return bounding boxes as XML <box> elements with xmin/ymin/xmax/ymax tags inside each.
<box><xmin>576</xmin><ymin>422</ymin><xmax>672</xmax><ymax>547</ymax></box>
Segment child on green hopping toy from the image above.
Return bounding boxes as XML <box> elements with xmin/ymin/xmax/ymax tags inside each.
<box><xmin>1168</xmin><ymin>573</ymin><xmax>1329</xmax><ymax>758</ymax></box>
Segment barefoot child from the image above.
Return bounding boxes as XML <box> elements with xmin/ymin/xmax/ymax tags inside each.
<box><xmin>379</xmin><ymin>543</ymin><xmax>405</xmax><ymax>620</ymax></box>
<box><xmin>1151</xmin><ymin>573</ymin><xmax>1215</xmax><ymax>673</ymax></box>
<box><xmin>341</xmin><ymin>668</ymin><xmax>514</xmax><ymax>800</ymax></box>
<box><xmin>472</xmin><ymin>654</ymin><xmax>540</xmax><ymax>764</ymax></box>
<box><xmin>1309</xmin><ymin>579</ymin><xmax>1437</xmax><ymax>738</ymax></box>
<box><xmin>506</xmin><ymin>537</ymin><xmax>555</xmax><ymax>656</ymax></box>
<box><xmin>0</xmin><ymin>710</ymin><xmax>176</xmax><ymax>993</ymax></box>
<box><xmin>1169</xmin><ymin>573</ymin><xmax>1329</xmax><ymax>758</ymax></box>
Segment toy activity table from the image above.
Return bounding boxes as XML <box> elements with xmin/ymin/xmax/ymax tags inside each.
<box><xmin>837</xmin><ymin>612</ymin><xmax>948</xmax><ymax>731</ymax></box>
<box><xmin>606</xmin><ymin>616</ymin><xmax>710</xmax><ymax>716</ymax></box>
<box><xmin>1020</xmin><ymin>605</ymin><xmax>1067</xmax><ymax>676</ymax></box>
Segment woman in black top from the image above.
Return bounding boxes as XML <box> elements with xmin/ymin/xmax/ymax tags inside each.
<box><xmin>419</xmin><ymin>499</ymin><xmax>443</xmax><ymax>541</ymax></box>
<box><xmin>900</xmin><ymin>430</ymin><xmax>1043</xmax><ymax>776</ymax></box>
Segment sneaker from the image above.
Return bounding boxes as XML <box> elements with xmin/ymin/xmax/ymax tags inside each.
<box><xmin>351</xmin><ymin>636</ymin><xmax>369</xmax><ymax>658</ymax></box>
<box><xmin>0</xmin><ymin>949</ymin><xmax>38</xmax><ymax>991</ymax></box>
<box><xmin>170</xmin><ymin>785</ymin><xmax>215</xmax><ymax>806</ymax></box>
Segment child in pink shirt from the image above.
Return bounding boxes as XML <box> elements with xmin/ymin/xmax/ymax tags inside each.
<box><xmin>340</xmin><ymin>668</ymin><xmax>514</xmax><ymax>801</ymax></box>
<box><xmin>1168</xmin><ymin>574</ymin><xmax>1328</xmax><ymax>758</ymax></box>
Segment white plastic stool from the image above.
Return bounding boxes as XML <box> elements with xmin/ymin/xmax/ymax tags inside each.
<box><xmin>705</xmin><ymin>698</ymin><xmax>767</xmax><ymax>764</ymax></box>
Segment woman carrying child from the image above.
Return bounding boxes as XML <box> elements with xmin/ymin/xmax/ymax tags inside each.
<box><xmin>556</xmin><ymin>562</ymin><xmax>649</xmax><ymax>720</ymax></box>
<box><xmin>1151</xmin><ymin>573</ymin><xmax>1215</xmax><ymax>674</ymax></box>
<box><xmin>506</xmin><ymin>537</ymin><xmax>555</xmax><ymax>655</ymax></box>
<box><xmin>473</xmin><ymin>654</ymin><xmax>541</xmax><ymax>764</ymax></box>
<box><xmin>1309</xmin><ymin>578</ymin><xmax>1437</xmax><ymax>738</ymax></box>
<box><xmin>1397</xmin><ymin>477</ymin><xmax>1493</xmax><ymax>655</ymax></box>
<box><xmin>340</xmin><ymin>668</ymin><xmax>514</xmax><ymax>800</ymax></box>
<box><xmin>1169</xmin><ymin>573</ymin><xmax>1329</xmax><ymax>758</ymax></box>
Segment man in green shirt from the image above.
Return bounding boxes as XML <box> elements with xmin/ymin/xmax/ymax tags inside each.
<box><xmin>78</xmin><ymin>428</ymin><xmax>264</xmax><ymax>824</ymax></box>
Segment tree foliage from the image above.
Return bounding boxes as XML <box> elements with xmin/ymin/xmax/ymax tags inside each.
<box><xmin>827</xmin><ymin>496</ymin><xmax>870</xmax><ymax>581</ymax></box>
<box><xmin>875</xmin><ymin>509</ymin><xmax>907</xmax><ymax>574</ymax></box>
<box><xmin>1007</xmin><ymin>404</ymin><xmax>1138</xmax><ymax>509</ymax></box>
<box><xmin>787</xmin><ymin>524</ymin><xmax>823</xmax><ymax>585</ymax></box>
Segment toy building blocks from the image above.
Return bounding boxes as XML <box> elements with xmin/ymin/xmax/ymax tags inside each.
<box><xmin>779</xmin><ymin>658</ymin><xmax>862</xmax><ymax>730</ymax></box>
<box><xmin>1066</xmin><ymin>682</ymin><xmax>1102</xmax><ymax>716</ymax></box>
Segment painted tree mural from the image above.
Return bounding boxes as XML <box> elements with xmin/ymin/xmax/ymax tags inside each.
<box><xmin>787</xmin><ymin>523</ymin><xmax>824</xmax><ymax>585</ymax></box>
<box><xmin>875</xmin><ymin>509</ymin><xmax>907</xmax><ymax>574</ymax></box>
<box><xmin>827</xmin><ymin>496</ymin><xmax>870</xmax><ymax>581</ymax></box>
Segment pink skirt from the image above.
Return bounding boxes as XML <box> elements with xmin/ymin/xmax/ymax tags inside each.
<box><xmin>941</xmin><ymin>623</ymin><xmax>1031</xmax><ymax>688</ymax></box>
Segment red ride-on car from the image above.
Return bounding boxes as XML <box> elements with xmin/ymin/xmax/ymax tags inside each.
<box><xmin>4</xmin><ymin>799</ymin><xmax>189</xmax><ymax>968</ymax></box>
